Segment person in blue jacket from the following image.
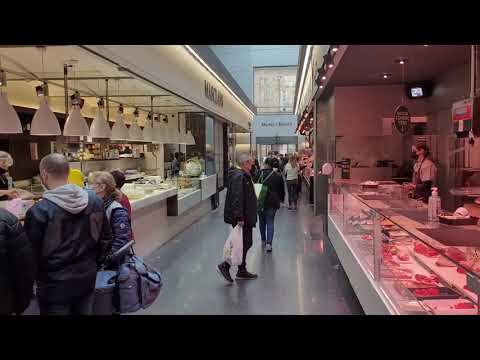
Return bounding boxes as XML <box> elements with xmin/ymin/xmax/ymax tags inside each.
<box><xmin>89</xmin><ymin>171</ymin><xmax>132</xmax><ymax>268</ymax></box>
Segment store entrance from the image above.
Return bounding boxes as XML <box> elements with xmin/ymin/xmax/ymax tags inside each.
<box><xmin>256</xmin><ymin>143</ymin><xmax>297</xmax><ymax>162</ymax></box>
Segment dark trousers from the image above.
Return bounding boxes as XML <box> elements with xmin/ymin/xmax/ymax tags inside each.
<box><xmin>224</xmin><ymin>226</ymin><xmax>253</xmax><ymax>272</ymax></box>
<box><xmin>38</xmin><ymin>290</ymin><xmax>95</xmax><ymax>315</ymax></box>
<box><xmin>287</xmin><ymin>179</ymin><xmax>298</xmax><ymax>207</ymax></box>
<box><xmin>259</xmin><ymin>207</ymin><xmax>277</xmax><ymax>245</ymax></box>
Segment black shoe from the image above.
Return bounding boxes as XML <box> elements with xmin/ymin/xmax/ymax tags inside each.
<box><xmin>217</xmin><ymin>263</ymin><xmax>233</xmax><ymax>283</ymax></box>
<box><xmin>236</xmin><ymin>270</ymin><xmax>258</xmax><ymax>280</ymax></box>
<box><xmin>266</xmin><ymin>244</ymin><xmax>272</xmax><ymax>252</ymax></box>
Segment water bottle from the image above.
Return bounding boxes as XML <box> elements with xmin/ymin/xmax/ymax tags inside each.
<box><xmin>428</xmin><ymin>187</ymin><xmax>439</xmax><ymax>222</ymax></box>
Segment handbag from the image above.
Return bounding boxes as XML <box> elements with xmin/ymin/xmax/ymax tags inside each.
<box><xmin>116</xmin><ymin>246</ymin><xmax>163</xmax><ymax>313</ymax></box>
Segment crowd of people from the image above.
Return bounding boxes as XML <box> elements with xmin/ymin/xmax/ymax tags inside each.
<box><xmin>1</xmin><ymin>153</ymin><xmax>134</xmax><ymax>315</ymax></box>
<box><xmin>217</xmin><ymin>151</ymin><xmax>301</xmax><ymax>283</ymax></box>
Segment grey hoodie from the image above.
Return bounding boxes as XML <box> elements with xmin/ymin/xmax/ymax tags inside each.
<box><xmin>42</xmin><ymin>184</ymin><xmax>89</xmax><ymax>214</ymax></box>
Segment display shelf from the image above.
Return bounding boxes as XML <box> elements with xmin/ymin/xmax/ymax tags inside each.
<box><xmin>130</xmin><ymin>188</ymin><xmax>177</xmax><ymax>211</ymax></box>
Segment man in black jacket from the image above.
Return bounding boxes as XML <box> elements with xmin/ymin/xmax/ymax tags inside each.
<box><xmin>0</xmin><ymin>209</ymin><xmax>35</xmax><ymax>315</ymax></box>
<box><xmin>24</xmin><ymin>154</ymin><xmax>112</xmax><ymax>315</ymax></box>
<box><xmin>217</xmin><ymin>153</ymin><xmax>258</xmax><ymax>283</ymax></box>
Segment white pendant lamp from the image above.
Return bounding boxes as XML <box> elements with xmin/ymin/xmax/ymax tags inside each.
<box><xmin>89</xmin><ymin>98</ymin><xmax>111</xmax><ymax>139</ymax></box>
<box><xmin>152</xmin><ymin>115</ymin><xmax>164</xmax><ymax>144</ymax></box>
<box><xmin>186</xmin><ymin>130</ymin><xmax>196</xmax><ymax>145</ymax></box>
<box><xmin>142</xmin><ymin>112</ymin><xmax>153</xmax><ymax>143</ymax></box>
<box><xmin>166</xmin><ymin>116</ymin><xmax>180</xmax><ymax>144</ymax></box>
<box><xmin>63</xmin><ymin>92</ymin><xmax>89</xmax><ymax>137</ymax></box>
<box><xmin>31</xmin><ymin>84</ymin><xmax>61</xmax><ymax>135</ymax></box>
<box><xmin>128</xmin><ymin>108</ymin><xmax>144</xmax><ymax>141</ymax></box>
<box><xmin>111</xmin><ymin>104</ymin><xmax>129</xmax><ymax>141</ymax></box>
<box><xmin>0</xmin><ymin>72</ymin><xmax>23</xmax><ymax>134</ymax></box>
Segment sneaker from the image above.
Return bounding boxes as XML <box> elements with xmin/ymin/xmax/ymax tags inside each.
<box><xmin>266</xmin><ymin>244</ymin><xmax>272</xmax><ymax>252</ymax></box>
<box><xmin>217</xmin><ymin>263</ymin><xmax>234</xmax><ymax>283</ymax></box>
<box><xmin>236</xmin><ymin>270</ymin><xmax>258</xmax><ymax>280</ymax></box>
<box><xmin>261</xmin><ymin>241</ymin><xmax>266</xmax><ymax>247</ymax></box>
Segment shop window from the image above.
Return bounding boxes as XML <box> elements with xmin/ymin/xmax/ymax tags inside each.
<box><xmin>253</xmin><ymin>66</ymin><xmax>297</xmax><ymax>114</ymax></box>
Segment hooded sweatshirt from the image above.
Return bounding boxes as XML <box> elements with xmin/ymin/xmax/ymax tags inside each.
<box><xmin>42</xmin><ymin>184</ymin><xmax>89</xmax><ymax>214</ymax></box>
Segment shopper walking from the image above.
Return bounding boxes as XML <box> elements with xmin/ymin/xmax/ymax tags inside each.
<box><xmin>24</xmin><ymin>154</ymin><xmax>112</xmax><ymax>315</ymax></box>
<box><xmin>0</xmin><ymin>208</ymin><xmax>35</xmax><ymax>315</ymax></box>
<box><xmin>284</xmin><ymin>154</ymin><xmax>300</xmax><ymax>211</ymax></box>
<box><xmin>89</xmin><ymin>171</ymin><xmax>132</xmax><ymax>266</ymax></box>
<box><xmin>217</xmin><ymin>153</ymin><xmax>258</xmax><ymax>283</ymax></box>
<box><xmin>257</xmin><ymin>157</ymin><xmax>285</xmax><ymax>252</ymax></box>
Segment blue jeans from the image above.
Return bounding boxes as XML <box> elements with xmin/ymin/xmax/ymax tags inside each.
<box><xmin>259</xmin><ymin>207</ymin><xmax>277</xmax><ymax>245</ymax></box>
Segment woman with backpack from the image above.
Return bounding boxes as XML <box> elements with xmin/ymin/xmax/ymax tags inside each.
<box><xmin>256</xmin><ymin>157</ymin><xmax>285</xmax><ymax>253</ymax></box>
<box><xmin>89</xmin><ymin>171</ymin><xmax>132</xmax><ymax>268</ymax></box>
<box><xmin>284</xmin><ymin>154</ymin><xmax>300</xmax><ymax>211</ymax></box>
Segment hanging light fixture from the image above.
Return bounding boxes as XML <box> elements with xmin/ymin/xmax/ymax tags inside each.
<box><xmin>128</xmin><ymin>108</ymin><xmax>144</xmax><ymax>141</ymax></box>
<box><xmin>111</xmin><ymin>104</ymin><xmax>129</xmax><ymax>141</ymax></box>
<box><xmin>63</xmin><ymin>91</ymin><xmax>89</xmax><ymax>137</ymax></box>
<box><xmin>178</xmin><ymin>114</ymin><xmax>188</xmax><ymax>145</ymax></box>
<box><xmin>89</xmin><ymin>98</ymin><xmax>111</xmax><ymax>138</ymax></box>
<box><xmin>186</xmin><ymin>130</ymin><xmax>195</xmax><ymax>145</ymax></box>
<box><xmin>30</xmin><ymin>83</ymin><xmax>61</xmax><ymax>136</ymax></box>
<box><xmin>142</xmin><ymin>111</ymin><xmax>153</xmax><ymax>143</ymax></box>
<box><xmin>331</xmin><ymin>45</ymin><xmax>339</xmax><ymax>53</ymax></box>
<box><xmin>152</xmin><ymin>115</ymin><xmax>163</xmax><ymax>144</ymax></box>
<box><xmin>0</xmin><ymin>68</ymin><xmax>23</xmax><ymax>134</ymax></box>
<box><xmin>166</xmin><ymin>114</ymin><xmax>180</xmax><ymax>144</ymax></box>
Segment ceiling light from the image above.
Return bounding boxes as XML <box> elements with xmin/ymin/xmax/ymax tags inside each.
<box><xmin>63</xmin><ymin>92</ymin><xmax>89</xmax><ymax>137</ymax></box>
<box><xmin>0</xmin><ymin>92</ymin><xmax>23</xmax><ymax>134</ymax></box>
<box><xmin>142</xmin><ymin>112</ymin><xmax>153</xmax><ymax>143</ymax></box>
<box><xmin>88</xmin><ymin>98</ymin><xmax>111</xmax><ymax>139</ymax></box>
<box><xmin>152</xmin><ymin>115</ymin><xmax>165</xmax><ymax>144</ymax></box>
<box><xmin>294</xmin><ymin>45</ymin><xmax>313</xmax><ymax>115</ymax></box>
<box><xmin>111</xmin><ymin>104</ymin><xmax>129</xmax><ymax>141</ymax></box>
<box><xmin>128</xmin><ymin>108</ymin><xmax>144</xmax><ymax>141</ymax></box>
<box><xmin>322</xmin><ymin>75</ymin><xmax>327</xmax><ymax>80</ymax></box>
<box><xmin>381</xmin><ymin>73</ymin><xmax>391</xmax><ymax>79</ymax></box>
<box><xmin>395</xmin><ymin>58</ymin><xmax>407</xmax><ymax>65</ymax></box>
<box><xmin>319</xmin><ymin>85</ymin><xmax>324</xmax><ymax>89</ymax></box>
<box><xmin>331</xmin><ymin>45</ymin><xmax>339</xmax><ymax>53</ymax></box>
<box><xmin>30</xmin><ymin>84</ymin><xmax>61</xmax><ymax>136</ymax></box>
<box><xmin>166</xmin><ymin>115</ymin><xmax>180</xmax><ymax>144</ymax></box>
<box><xmin>186</xmin><ymin>131</ymin><xmax>195</xmax><ymax>145</ymax></box>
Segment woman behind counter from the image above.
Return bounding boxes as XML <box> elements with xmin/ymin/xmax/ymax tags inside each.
<box><xmin>0</xmin><ymin>151</ymin><xmax>20</xmax><ymax>200</ymax></box>
<box><xmin>405</xmin><ymin>144</ymin><xmax>438</xmax><ymax>202</ymax></box>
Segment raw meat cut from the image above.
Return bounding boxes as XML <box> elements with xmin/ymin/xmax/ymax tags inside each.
<box><xmin>457</xmin><ymin>267</ymin><xmax>466</xmax><ymax>274</ymax></box>
<box><xmin>435</xmin><ymin>258</ymin><xmax>455</xmax><ymax>267</ymax></box>
<box><xmin>361</xmin><ymin>235</ymin><xmax>373</xmax><ymax>241</ymax></box>
<box><xmin>413</xmin><ymin>288</ymin><xmax>440</xmax><ymax>297</ymax></box>
<box><xmin>453</xmin><ymin>302</ymin><xmax>475</xmax><ymax>309</ymax></box>
<box><xmin>397</xmin><ymin>251</ymin><xmax>410</xmax><ymax>262</ymax></box>
<box><xmin>445</xmin><ymin>247</ymin><xmax>467</xmax><ymax>262</ymax></box>
<box><xmin>414</xmin><ymin>274</ymin><xmax>440</xmax><ymax>286</ymax></box>
<box><xmin>414</xmin><ymin>242</ymin><xmax>439</xmax><ymax>257</ymax></box>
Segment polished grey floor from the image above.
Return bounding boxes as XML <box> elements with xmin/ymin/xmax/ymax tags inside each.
<box><xmin>139</xmin><ymin>192</ymin><xmax>364</xmax><ymax>315</ymax></box>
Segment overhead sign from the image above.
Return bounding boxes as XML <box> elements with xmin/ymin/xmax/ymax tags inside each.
<box><xmin>204</xmin><ymin>80</ymin><xmax>224</xmax><ymax>108</ymax></box>
<box><xmin>394</xmin><ymin>105</ymin><xmax>411</xmax><ymax>134</ymax></box>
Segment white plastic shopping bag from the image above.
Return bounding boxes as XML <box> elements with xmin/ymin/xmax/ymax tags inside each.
<box><xmin>223</xmin><ymin>225</ymin><xmax>243</xmax><ymax>266</ymax></box>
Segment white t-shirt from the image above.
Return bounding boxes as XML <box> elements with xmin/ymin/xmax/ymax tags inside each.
<box><xmin>284</xmin><ymin>163</ymin><xmax>299</xmax><ymax>181</ymax></box>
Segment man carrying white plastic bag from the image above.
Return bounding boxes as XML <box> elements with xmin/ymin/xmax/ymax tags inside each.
<box><xmin>217</xmin><ymin>153</ymin><xmax>258</xmax><ymax>283</ymax></box>
<box><xmin>222</xmin><ymin>225</ymin><xmax>243</xmax><ymax>266</ymax></box>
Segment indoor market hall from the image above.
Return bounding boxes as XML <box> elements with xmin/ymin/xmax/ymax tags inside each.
<box><xmin>138</xmin><ymin>192</ymin><xmax>364</xmax><ymax>315</ymax></box>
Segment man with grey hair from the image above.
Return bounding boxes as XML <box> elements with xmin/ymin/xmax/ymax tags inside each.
<box><xmin>24</xmin><ymin>153</ymin><xmax>112</xmax><ymax>315</ymax></box>
<box><xmin>217</xmin><ymin>152</ymin><xmax>258</xmax><ymax>283</ymax></box>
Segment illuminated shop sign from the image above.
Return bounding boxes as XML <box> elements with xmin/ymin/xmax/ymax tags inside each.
<box><xmin>204</xmin><ymin>80</ymin><xmax>224</xmax><ymax>107</ymax></box>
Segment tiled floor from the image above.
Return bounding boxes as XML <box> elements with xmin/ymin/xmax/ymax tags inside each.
<box><xmin>138</xmin><ymin>192</ymin><xmax>364</xmax><ymax>315</ymax></box>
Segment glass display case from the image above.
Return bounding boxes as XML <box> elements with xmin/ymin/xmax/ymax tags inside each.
<box><xmin>174</xmin><ymin>176</ymin><xmax>201</xmax><ymax>199</ymax></box>
<box><xmin>329</xmin><ymin>182</ymin><xmax>480</xmax><ymax>315</ymax></box>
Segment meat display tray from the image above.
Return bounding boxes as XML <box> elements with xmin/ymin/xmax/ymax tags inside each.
<box><xmin>439</xmin><ymin>216</ymin><xmax>479</xmax><ymax>226</ymax></box>
<box><xmin>417</xmin><ymin>226</ymin><xmax>480</xmax><ymax>247</ymax></box>
<box><xmin>408</xmin><ymin>287</ymin><xmax>461</xmax><ymax>301</ymax></box>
